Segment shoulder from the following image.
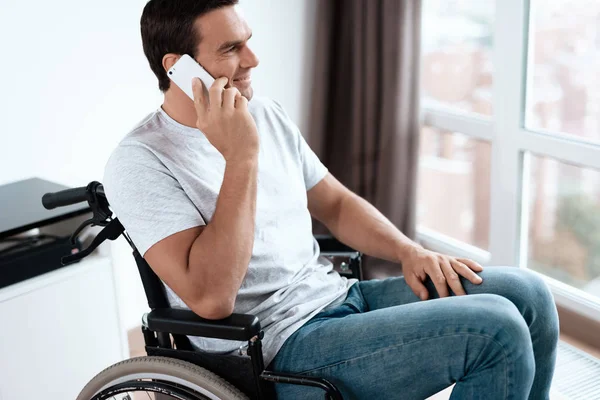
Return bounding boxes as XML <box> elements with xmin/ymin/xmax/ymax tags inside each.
<box><xmin>106</xmin><ymin>110</ymin><xmax>177</xmax><ymax>167</ymax></box>
<box><xmin>104</xmin><ymin>112</ymin><xmax>172</xmax><ymax>189</ymax></box>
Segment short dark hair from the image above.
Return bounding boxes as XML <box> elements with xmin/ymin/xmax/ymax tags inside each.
<box><xmin>141</xmin><ymin>0</ymin><xmax>239</xmax><ymax>92</ymax></box>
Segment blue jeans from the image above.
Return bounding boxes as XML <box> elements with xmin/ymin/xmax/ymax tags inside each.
<box><xmin>270</xmin><ymin>267</ymin><xmax>559</xmax><ymax>399</ymax></box>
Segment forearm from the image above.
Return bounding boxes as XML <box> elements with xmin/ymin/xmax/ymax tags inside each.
<box><xmin>327</xmin><ymin>192</ymin><xmax>419</xmax><ymax>264</ymax></box>
<box><xmin>188</xmin><ymin>157</ymin><xmax>258</xmax><ymax>310</ymax></box>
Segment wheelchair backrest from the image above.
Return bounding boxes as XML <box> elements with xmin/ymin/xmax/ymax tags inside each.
<box><xmin>132</xmin><ymin>246</ymin><xmax>170</xmax><ymax>310</ymax></box>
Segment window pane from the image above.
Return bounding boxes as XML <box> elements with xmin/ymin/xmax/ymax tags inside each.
<box><xmin>525</xmin><ymin>0</ymin><xmax>600</xmax><ymax>142</ymax></box>
<box><xmin>526</xmin><ymin>155</ymin><xmax>600</xmax><ymax>300</ymax></box>
<box><xmin>421</xmin><ymin>0</ymin><xmax>495</xmax><ymax>116</ymax></box>
<box><xmin>417</xmin><ymin>126</ymin><xmax>491</xmax><ymax>249</ymax></box>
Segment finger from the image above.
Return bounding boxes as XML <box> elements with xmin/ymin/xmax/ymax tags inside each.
<box><xmin>235</xmin><ymin>93</ymin><xmax>248</xmax><ymax>109</ymax></box>
<box><xmin>458</xmin><ymin>258</ymin><xmax>484</xmax><ymax>272</ymax></box>
<box><xmin>192</xmin><ymin>78</ymin><xmax>207</xmax><ymax>118</ymax></box>
<box><xmin>440</xmin><ymin>258</ymin><xmax>466</xmax><ymax>296</ymax></box>
<box><xmin>453</xmin><ymin>260</ymin><xmax>483</xmax><ymax>285</ymax></box>
<box><xmin>223</xmin><ymin>87</ymin><xmax>240</xmax><ymax>109</ymax></box>
<box><xmin>209</xmin><ymin>77</ymin><xmax>228</xmax><ymax>108</ymax></box>
<box><xmin>406</xmin><ymin>273</ymin><xmax>429</xmax><ymax>301</ymax></box>
<box><xmin>426</xmin><ymin>262</ymin><xmax>450</xmax><ymax>298</ymax></box>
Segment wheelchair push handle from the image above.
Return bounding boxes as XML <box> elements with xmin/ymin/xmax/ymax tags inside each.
<box><xmin>42</xmin><ymin>187</ymin><xmax>88</xmax><ymax>210</ymax></box>
<box><xmin>41</xmin><ymin>182</ymin><xmax>123</xmax><ymax>265</ymax></box>
<box><xmin>42</xmin><ymin>182</ymin><xmax>105</xmax><ymax>210</ymax></box>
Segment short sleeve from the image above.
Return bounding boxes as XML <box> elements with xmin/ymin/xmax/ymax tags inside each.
<box><xmin>269</xmin><ymin>100</ymin><xmax>328</xmax><ymax>190</ymax></box>
<box><xmin>103</xmin><ymin>144</ymin><xmax>205</xmax><ymax>256</ymax></box>
<box><xmin>296</xmin><ymin>131</ymin><xmax>328</xmax><ymax>190</ymax></box>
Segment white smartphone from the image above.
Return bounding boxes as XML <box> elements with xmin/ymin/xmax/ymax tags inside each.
<box><xmin>167</xmin><ymin>54</ymin><xmax>215</xmax><ymax>101</ymax></box>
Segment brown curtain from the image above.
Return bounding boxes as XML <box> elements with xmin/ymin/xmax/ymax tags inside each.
<box><xmin>309</xmin><ymin>0</ymin><xmax>422</xmax><ymax>279</ymax></box>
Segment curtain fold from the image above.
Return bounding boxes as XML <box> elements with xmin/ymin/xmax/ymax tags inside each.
<box><xmin>309</xmin><ymin>0</ymin><xmax>423</xmax><ymax>278</ymax></box>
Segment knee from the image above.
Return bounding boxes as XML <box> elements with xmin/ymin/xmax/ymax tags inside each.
<box><xmin>486</xmin><ymin>268</ymin><xmax>559</xmax><ymax>330</ymax></box>
<box><xmin>509</xmin><ymin>269</ymin><xmax>559</xmax><ymax>333</ymax></box>
<box><xmin>518</xmin><ymin>270</ymin><xmax>560</xmax><ymax>347</ymax></box>
<box><xmin>513</xmin><ymin>268</ymin><xmax>554</xmax><ymax>304</ymax></box>
<box><xmin>470</xmin><ymin>294</ymin><xmax>532</xmax><ymax>344</ymax></box>
<box><xmin>470</xmin><ymin>295</ymin><xmax>536</xmax><ymax>376</ymax></box>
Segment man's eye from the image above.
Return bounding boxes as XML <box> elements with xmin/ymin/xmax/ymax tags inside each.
<box><xmin>226</xmin><ymin>46</ymin><xmax>237</xmax><ymax>53</ymax></box>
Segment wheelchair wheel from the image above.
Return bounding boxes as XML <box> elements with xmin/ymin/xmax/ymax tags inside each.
<box><xmin>77</xmin><ymin>356</ymin><xmax>248</xmax><ymax>400</ymax></box>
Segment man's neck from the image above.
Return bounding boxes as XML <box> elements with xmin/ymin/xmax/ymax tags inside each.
<box><xmin>162</xmin><ymin>90</ymin><xmax>198</xmax><ymax>128</ymax></box>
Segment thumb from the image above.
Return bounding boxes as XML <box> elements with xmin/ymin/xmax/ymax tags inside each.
<box><xmin>407</xmin><ymin>275</ymin><xmax>429</xmax><ymax>301</ymax></box>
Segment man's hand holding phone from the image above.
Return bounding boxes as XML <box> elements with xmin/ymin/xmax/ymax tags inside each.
<box><xmin>192</xmin><ymin>77</ymin><xmax>259</xmax><ymax>163</ymax></box>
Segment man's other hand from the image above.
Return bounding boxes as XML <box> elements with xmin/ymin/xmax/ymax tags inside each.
<box><xmin>400</xmin><ymin>245</ymin><xmax>484</xmax><ymax>300</ymax></box>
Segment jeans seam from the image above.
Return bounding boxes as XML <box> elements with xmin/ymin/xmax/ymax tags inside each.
<box><xmin>298</xmin><ymin>332</ymin><xmax>510</xmax><ymax>398</ymax></box>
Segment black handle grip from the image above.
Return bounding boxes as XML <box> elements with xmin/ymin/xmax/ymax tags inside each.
<box><xmin>42</xmin><ymin>187</ymin><xmax>88</xmax><ymax>210</ymax></box>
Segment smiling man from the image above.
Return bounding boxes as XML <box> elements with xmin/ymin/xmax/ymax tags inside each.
<box><xmin>102</xmin><ymin>1</ymin><xmax>559</xmax><ymax>398</ymax></box>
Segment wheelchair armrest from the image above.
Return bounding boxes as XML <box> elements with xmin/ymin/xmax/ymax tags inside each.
<box><xmin>315</xmin><ymin>234</ymin><xmax>358</xmax><ymax>254</ymax></box>
<box><xmin>316</xmin><ymin>234</ymin><xmax>363</xmax><ymax>280</ymax></box>
<box><xmin>146</xmin><ymin>308</ymin><xmax>261</xmax><ymax>342</ymax></box>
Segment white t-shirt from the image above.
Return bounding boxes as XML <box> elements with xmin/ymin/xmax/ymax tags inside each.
<box><xmin>103</xmin><ymin>97</ymin><xmax>356</xmax><ymax>365</ymax></box>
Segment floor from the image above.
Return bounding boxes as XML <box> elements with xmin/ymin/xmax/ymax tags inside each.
<box><xmin>129</xmin><ymin>327</ymin><xmax>599</xmax><ymax>399</ymax></box>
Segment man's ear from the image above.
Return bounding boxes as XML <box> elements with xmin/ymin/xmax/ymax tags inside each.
<box><xmin>162</xmin><ymin>53</ymin><xmax>181</xmax><ymax>72</ymax></box>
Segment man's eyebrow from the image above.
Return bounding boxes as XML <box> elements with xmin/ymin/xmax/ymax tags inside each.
<box><xmin>217</xmin><ymin>32</ymin><xmax>253</xmax><ymax>52</ymax></box>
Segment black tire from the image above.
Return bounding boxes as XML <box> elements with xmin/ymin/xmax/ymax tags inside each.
<box><xmin>77</xmin><ymin>356</ymin><xmax>248</xmax><ymax>400</ymax></box>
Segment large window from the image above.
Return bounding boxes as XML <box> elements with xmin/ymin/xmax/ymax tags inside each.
<box><xmin>417</xmin><ymin>126</ymin><xmax>491</xmax><ymax>250</ymax></box>
<box><xmin>421</xmin><ymin>0</ymin><xmax>495</xmax><ymax>116</ymax></box>
<box><xmin>419</xmin><ymin>0</ymin><xmax>600</xmax><ymax>313</ymax></box>
<box><xmin>525</xmin><ymin>155</ymin><xmax>600</xmax><ymax>298</ymax></box>
<box><xmin>525</xmin><ymin>0</ymin><xmax>600</xmax><ymax>143</ymax></box>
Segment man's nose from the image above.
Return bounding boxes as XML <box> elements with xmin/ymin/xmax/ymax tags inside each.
<box><xmin>241</xmin><ymin>46</ymin><xmax>260</xmax><ymax>69</ymax></box>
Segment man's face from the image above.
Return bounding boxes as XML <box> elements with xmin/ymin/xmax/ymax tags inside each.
<box><xmin>194</xmin><ymin>5</ymin><xmax>259</xmax><ymax>100</ymax></box>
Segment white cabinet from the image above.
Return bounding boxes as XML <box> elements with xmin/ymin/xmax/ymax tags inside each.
<box><xmin>0</xmin><ymin>256</ymin><xmax>125</xmax><ymax>400</ymax></box>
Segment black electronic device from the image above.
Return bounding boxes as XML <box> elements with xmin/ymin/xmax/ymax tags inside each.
<box><xmin>0</xmin><ymin>178</ymin><xmax>91</xmax><ymax>288</ymax></box>
<box><xmin>0</xmin><ymin>235</ymin><xmax>82</xmax><ymax>290</ymax></box>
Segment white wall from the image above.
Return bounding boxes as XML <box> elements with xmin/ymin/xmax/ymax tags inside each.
<box><xmin>0</xmin><ymin>0</ymin><xmax>318</xmax><ymax>331</ymax></box>
<box><xmin>0</xmin><ymin>0</ymin><xmax>161</xmax><ymax>188</ymax></box>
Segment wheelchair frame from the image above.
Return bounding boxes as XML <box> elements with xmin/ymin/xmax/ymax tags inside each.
<box><xmin>43</xmin><ymin>181</ymin><xmax>363</xmax><ymax>400</ymax></box>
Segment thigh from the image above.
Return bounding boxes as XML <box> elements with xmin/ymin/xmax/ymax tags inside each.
<box><xmin>358</xmin><ymin>266</ymin><xmax>549</xmax><ymax>312</ymax></box>
<box><xmin>272</xmin><ymin>292</ymin><xmax>530</xmax><ymax>400</ymax></box>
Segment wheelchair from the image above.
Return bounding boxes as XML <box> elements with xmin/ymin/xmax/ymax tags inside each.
<box><xmin>42</xmin><ymin>181</ymin><xmax>364</xmax><ymax>400</ymax></box>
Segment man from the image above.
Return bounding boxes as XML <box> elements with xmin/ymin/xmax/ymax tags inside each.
<box><xmin>104</xmin><ymin>0</ymin><xmax>559</xmax><ymax>398</ymax></box>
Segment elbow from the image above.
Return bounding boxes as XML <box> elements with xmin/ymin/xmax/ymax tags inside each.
<box><xmin>190</xmin><ymin>296</ymin><xmax>235</xmax><ymax>320</ymax></box>
<box><xmin>200</xmin><ymin>305</ymin><xmax>235</xmax><ymax>320</ymax></box>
